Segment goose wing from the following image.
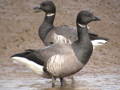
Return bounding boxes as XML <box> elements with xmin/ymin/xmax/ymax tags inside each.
<box><xmin>35</xmin><ymin>43</ymin><xmax>83</xmax><ymax>77</ymax></box>
<box><xmin>44</xmin><ymin>25</ymin><xmax>109</xmax><ymax>46</ymax></box>
<box><xmin>44</xmin><ymin>25</ymin><xmax>77</xmax><ymax>45</ymax></box>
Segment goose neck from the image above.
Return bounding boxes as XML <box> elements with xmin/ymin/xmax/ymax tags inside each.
<box><xmin>44</xmin><ymin>13</ymin><xmax>55</xmax><ymax>25</ymax></box>
<box><xmin>77</xmin><ymin>23</ymin><xmax>89</xmax><ymax>43</ymax></box>
<box><xmin>38</xmin><ymin>13</ymin><xmax>55</xmax><ymax>42</ymax></box>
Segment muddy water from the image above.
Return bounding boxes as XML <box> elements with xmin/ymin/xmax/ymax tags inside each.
<box><xmin>0</xmin><ymin>0</ymin><xmax>120</xmax><ymax>90</ymax></box>
<box><xmin>0</xmin><ymin>66</ymin><xmax>120</xmax><ymax>90</ymax></box>
<box><xmin>0</xmin><ymin>56</ymin><xmax>120</xmax><ymax>90</ymax></box>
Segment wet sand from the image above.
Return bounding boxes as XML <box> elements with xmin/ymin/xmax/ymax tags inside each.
<box><xmin>0</xmin><ymin>0</ymin><xmax>120</xmax><ymax>90</ymax></box>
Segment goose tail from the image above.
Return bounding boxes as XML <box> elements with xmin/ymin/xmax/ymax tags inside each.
<box><xmin>10</xmin><ymin>49</ymin><xmax>51</xmax><ymax>79</ymax></box>
<box><xmin>91</xmin><ymin>38</ymin><xmax>109</xmax><ymax>49</ymax></box>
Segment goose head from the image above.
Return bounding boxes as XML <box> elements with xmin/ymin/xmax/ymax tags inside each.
<box><xmin>77</xmin><ymin>10</ymin><xmax>100</xmax><ymax>26</ymax></box>
<box><xmin>34</xmin><ymin>1</ymin><xmax>56</xmax><ymax>14</ymax></box>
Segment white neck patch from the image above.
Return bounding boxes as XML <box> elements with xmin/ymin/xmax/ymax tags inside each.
<box><xmin>47</xmin><ymin>13</ymin><xmax>55</xmax><ymax>17</ymax></box>
<box><xmin>77</xmin><ymin>23</ymin><xmax>86</xmax><ymax>28</ymax></box>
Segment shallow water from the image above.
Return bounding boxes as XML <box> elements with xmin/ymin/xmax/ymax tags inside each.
<box><xmin>0</xmin><ymin>65</ymin><xmax>120</xmax><ymax>90</ymax></box>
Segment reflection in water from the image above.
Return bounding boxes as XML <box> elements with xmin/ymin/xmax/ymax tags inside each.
<box><xmin>42</xmin><ymin>87</ymin><xmax>76</xmax><ymax>90</ymax></box>
<box><xmin>0</xmin><ymin>73</ymin><xmax>120</xmax><ymax>90</ymax></box>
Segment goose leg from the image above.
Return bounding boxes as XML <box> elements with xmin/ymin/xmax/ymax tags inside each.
<box><xmin>52</xmin><ymin>77</ymin><xmax>56</xmax><ymax>87</ymax></box>
<box><xmin>60</xmin><ymin>77</ymin><xmax>64</xmax><ymax>87</ymax></box>
<box><xmin>71</xmin><ymin>76</ymin><xmax>75</xmax><ymax>84</ymax></box>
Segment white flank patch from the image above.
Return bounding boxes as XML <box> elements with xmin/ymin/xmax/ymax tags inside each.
<box><xmin>47</xmin><ymin>54</ymin><xmax>64</xmax><ymax>76</ymax></box>
<box><xmin>87</xmin><ymin>25</ymin><xmax>90</xmax><ymax>29</ymax></box>
<box><xmin>54</xmin><ymin>33</ymin><xmax>72</xmax><ymax>43</ymax></box>
<box><xmin>91</xmin><ymin>40</ymin><xmax>107</xmax><ymax>49</ymax></box>
<box><xmin>47</xmin><ymin>13</ymin><xmax>55</xmax><ymax>17</ymax></box>
<box><xmin>11</xmin><ymin>57</ymin><xmax>51</xmax><ymax>79</ymax></box>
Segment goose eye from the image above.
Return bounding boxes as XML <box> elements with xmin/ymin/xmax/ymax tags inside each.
<box><xmin>86</xmin><ymin>14</ymin><xmax>91</xmax><ymax>17</ymax></box>
<box><xmin>42</xmin><ymin>3</ymin><xmax>47</xmax><ymax>6</ymax></box>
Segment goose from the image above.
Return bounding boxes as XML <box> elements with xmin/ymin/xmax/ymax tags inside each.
<box><xmin>11</xmin><ymin>10</ymin><xmax>100</xmax><ymax>87</ymax></box>
<box><xmin>33</xmin><ymin>1</ymin><xmax>109</xmax><ymax>48</ymax></box>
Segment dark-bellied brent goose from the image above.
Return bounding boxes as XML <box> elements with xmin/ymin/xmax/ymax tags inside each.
<box><xmin>11</xmin><ymin>10</ymin><xmax>100</xmax><ymax>87</ymax></box>
<box><xmin>33</xmin><ymin>1</ymin><xmax>109</xmax><ymax>48</ymax></box>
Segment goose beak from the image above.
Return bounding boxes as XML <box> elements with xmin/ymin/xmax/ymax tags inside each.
<box><xmin>33</xmin><ymin>5</ymin><xmax>41</xmax><ymax>13</ymax></box>
<box><xmin>34</xmin><ymin>5</ymin><xmax>41</xmax><ymax>10</ymax></box>
<box><xmin>93</xmin><ymin>16</ymin><xmax>101</xmax><ymax>21</ymax></box>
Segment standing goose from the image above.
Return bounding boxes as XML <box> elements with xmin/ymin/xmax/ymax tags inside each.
<box><xmin>11</xmin><ymin>10</ymin><xmax>100</xmax><ymax>87</ymax></box>
<box><xmin>34</xmin><ymin>1</ymin><xmax>109</xmax><ymax>48</ymax></box>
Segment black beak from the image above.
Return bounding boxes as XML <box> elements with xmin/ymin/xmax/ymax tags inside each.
<box><xmin>33</xmin><ymin>5</ymin><xmax>41</xmax><ymax>12</ymax></box>
<box><xmin>34</xmin><ymin>5</ymin><xmax>41</xmax><ymax>10</ymax></box>
<box><xmin>93</xmin><ymin>16</ymin><xmax>101</xmax><ymax>21</ymax></box>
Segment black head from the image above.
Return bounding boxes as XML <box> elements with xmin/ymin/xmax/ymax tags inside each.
<box><xmin>34</xmin><ymin>1</ymin><xmax>56</xmax><ymax>13</ymax></box>
<box><xmin>77</xmin><ymin>10</ymin><xmax>100</xmax><ymax>25</ymax></box>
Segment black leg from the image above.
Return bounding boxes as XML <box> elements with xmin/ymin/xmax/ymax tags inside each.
<box><xmin>60</xmin><ymin>77</ymin><xmax>64</xmax><ymax>87</ymax></box>
<box><xmin>52</xmin><ymin>77</ymin><xmax>56</xmax><ymax>88</ymax></box>
<box><xmin>71</xmin><ymin>76</ymin><xmax>75</xmax><ymax>84</ymax></box>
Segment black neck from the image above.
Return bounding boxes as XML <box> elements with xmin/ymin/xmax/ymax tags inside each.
<box><xmin>77</xmin><ymin>24</ymin><xmax>89</xmax><ymax>43</ymax></box>
<box><xmin>38</xmin><ymin>13</ymin><xmax>55</xmax><ymax>42</ymax></box>
<box><xmin>44</xmin><ymin>13</ymin><xmax>55</xmax><ymax>25</ymax></box>
<box><xmin>72</xmin><ymin>23</ymin><xmax>93</xmax><ymax>64</ymax></box>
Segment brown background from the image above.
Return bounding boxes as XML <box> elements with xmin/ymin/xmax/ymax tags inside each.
<box><xmin>0</xmin><ymin>0</ymin><xmax>120</xmax><ymax>89</ymax></box>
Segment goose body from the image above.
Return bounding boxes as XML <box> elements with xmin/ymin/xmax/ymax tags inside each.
<box><xmin>11</xmin><ymin>10</ymin><xmax>100</xmax><ymax>87</ymax></box>
<box><xmin>34</xmin><ymin>1</ymin><xmax>109</xmax><ymax>48</ymax></box>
